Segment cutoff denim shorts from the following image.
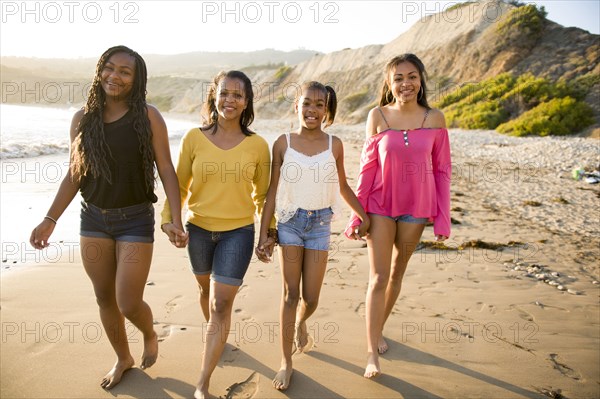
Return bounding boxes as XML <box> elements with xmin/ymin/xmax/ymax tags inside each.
<box><xmin>80</xmin><ymin>201</ymin><xmax>155</xmax><ymax>243</ymax></box>
<box><xmin>277</xmin><ymin>208</ymin><xmax>333</xmax><ymax>251</ymax></box>
<box><xmin>371</xmin><ymin>213</ymin><xmax>429</xmax><ymax>224</ymax></box>
<box><xmin>186</xmin><ymin>222</ymin><xmax>255</xmax><ymax>287</ymax></box>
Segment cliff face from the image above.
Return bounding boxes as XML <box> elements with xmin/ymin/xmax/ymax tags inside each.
<box><xmin>2</xmin><ymin>1</ymin><xmax>598</xmax><ymax>133</ymax></box>
<box><xmin>253</xmin><ymin>0</ymin><xmax>599</xmax><ymax>131</ymax></box>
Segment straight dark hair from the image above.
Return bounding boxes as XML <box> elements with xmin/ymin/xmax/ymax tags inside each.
<box><xmin>379</xmin><ymin>53</ymin><xmax>430</xmax><ymax>109</ymax></box>
<box><xmin>202</xmin><ymin>70</ymin><xmax>255</xmax><ymax>136</ymax></box>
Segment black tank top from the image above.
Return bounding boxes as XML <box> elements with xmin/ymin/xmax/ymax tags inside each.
<box><xmin>80</xmin><ymin>110</ymin><xmax>157</xmax><ymax>208</ymax></box>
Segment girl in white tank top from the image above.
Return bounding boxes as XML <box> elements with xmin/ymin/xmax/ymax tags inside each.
<box><xmin>255</xmin><ymin>82</ymin><xmax>369</xmax><ymax>392</ymax></box>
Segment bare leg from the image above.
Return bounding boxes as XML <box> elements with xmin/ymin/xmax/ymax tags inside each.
<box><xmin>80</xmin><ymin>237</ymin><xmax>134</xmax><ymax>389</ymax></box>
<box><xmin>364</xmin><ymin>215</ymin><xmax>396</xmax><ymax>378</ymax></box>
<box><xmin>273</xmin><ymin>245</ymin><xmax>303</xmax><ymax>391</ymax></box>
<box><xmin>295</xmin><ymin>248</ymin><xmax>328</xmax><ymax>353</ymax></box>
<box><xmin>380</xmin><ymin>222</ymin><xmax>426</xmax><ymax>351</ymax></box>
<box><xmin>195</xmin><ymin>274</ymin><xmax>211</xmax><ymax>322</ymax></box>
<box><xmin>115</xmin><ymin>241</ymin><xmax>157</xmax><ymax>370</ymax></box>
<box><xmin>195</xmin><ymin>280</ymin><xmax>239</xmax><ymax>399</ymax></box>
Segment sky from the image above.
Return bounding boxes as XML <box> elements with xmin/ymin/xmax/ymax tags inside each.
<box><xmin>0</xmin><ymin>0</ymin><xmax>598</xmax><ymax>59</ymax></box>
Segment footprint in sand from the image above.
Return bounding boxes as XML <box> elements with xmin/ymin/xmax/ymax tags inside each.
<box><xmin>156</xmin><ymin>324</ymin><xmax>188</xmax><ymax>342</ymax></box>
<box><xmin>326</xmin><ymin>267</ymin><xmax>342</xmax><ymax>278</ymax></box>
<box><xmin>157</xmin><ymin>324</ymin><xmax>170</xmax><ymax>342</ymax></box>
<box><xmin>355</xmin><ymin>302</ymin><xmax>365</xmax><ymax>318</ymax></box>
<box><xmin>508</xmin><ymin>304</ymin><xmax>534</xmax><ymax>322</ymax></box>
<box><xmin>225</xmin><ymin>371</ymin><xmax>259</xmax><ymax>398</ymax></box>
<box><xmin>237</xmin><ymin>284</ymin><xmax>248</xmax><ymax>298</ymax></box>
<box><xmin>165</xmin><ymin>295</ymin><xmax>183</xmax><ymax>314</ymax></box>
<box><xmin>222</xmin><ymin>345</ymin><xmax>240</xmax><ymax>363</ymax></box>
<box><xmin>347</xmin><ymin>262</ymin><xmax>358</xmax><ymax>274</ymax></box>
<box><xmin>548</xmin><ymin>353</ymin><xmax>581</xmax><ymax>380</ymax></box>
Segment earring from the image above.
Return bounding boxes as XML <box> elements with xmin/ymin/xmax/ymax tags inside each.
<box><xmin>418</xmin><ymin>86</ymin><xmax>424</xmax><ymax>101</ymax></box>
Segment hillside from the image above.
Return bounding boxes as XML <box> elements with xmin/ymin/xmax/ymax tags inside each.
<box><xmin>252</xmin><ymin>0</ymin><xmax>599</xmax><ymax>136</ymax></box>
<box><xmin>1</xmin><ymin>1</ymin><xmax>598</xmax><ymax>135</ymax></box>
<box><xmin>0</xmin><ymin>49</ymin><xmax>320</xmax><ymax>109</ymax></box>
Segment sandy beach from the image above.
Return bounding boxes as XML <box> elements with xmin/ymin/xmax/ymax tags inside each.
<box><xmin>1</xmin><ymin>126</ymin><xmax>599</xmax><ymax>398</ymax></box>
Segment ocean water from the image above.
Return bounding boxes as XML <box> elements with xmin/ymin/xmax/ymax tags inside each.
<box><xmin>0</xmin><ymin>104</ymin><xmax>284</xmax><ymax>267</ymax></box>
<box><xmin>0</xmin><ymin>104</ymin><xmax>197</xmax><ymax>159</ymax></box>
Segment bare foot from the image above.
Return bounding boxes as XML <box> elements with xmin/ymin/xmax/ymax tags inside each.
<box><xmin>294</xmin><ymin>321</ymin><xmax>314</xmax><ymax>353</ymax></box>
<box><xmin>364</xmin><ymin>352</ymin><xmax>381</xmax><ymax>379</ymax></box>
<box><xmin>100</xmin><ymin>357</ymin><xmax>135</xmax><ymax>389</ymax></box>
<box><xmin>193</xmin><ymin>387</ymin><xmax>210</xmax><ymax>399</ymax></box>
<box><xmin>378</xmin><ymin>335</ymin><xmax>389</xmax><ymax>354</ymax></box>
<box><xmin>140</xmin><ymin>332</ymin><xmax>158</xmax><ymax>369</ymax></box>
<box><xmin>273</xmin><ymin>365</ymin><xmax>293</xmax><ymax>390</ymax></box>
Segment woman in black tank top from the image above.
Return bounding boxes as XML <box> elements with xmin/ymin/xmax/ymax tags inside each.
<box><xmin>29</xmin><ymin>46</ymin><xmax>188</xmax><ymax>390</ymax></box>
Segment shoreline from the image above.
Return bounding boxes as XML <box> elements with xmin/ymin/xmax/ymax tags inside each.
<box><xmin>1</xmin><ymin>123</ymin><xmax>599</xmax><ymax>398</ymax></box>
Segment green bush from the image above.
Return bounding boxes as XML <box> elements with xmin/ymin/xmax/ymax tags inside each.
<box><xmin>496</xmin><ymin>4</ymin><xmax>547</xmax><ymax>41</ymax></box>
<box><xmin>446</xmin><ymin>101</ymin><xmax>509</xmax><ymax>129</ymax></box>
<box><xmin>496</xmin><ymin>97</ymin><xmax>594</xmax><ymax>136</ymax></box>
<box><xmin>274</xmin><ymin>65</ymin><xmax>292</xmax><ymax>80</ymax></box>
<box><xmin>437</xmin><ymin>71</ymin><xmax>595</xmax><ymax>135</ymax></box>
<box><xmin>343</xmin><ymin>88</ymin><xmax>370</xmax><ymax>112</ymax></box>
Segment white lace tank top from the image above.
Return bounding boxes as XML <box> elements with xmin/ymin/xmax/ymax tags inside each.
<box><xmin>275</xmin><ymin>133</ymin><xmax>342</xmax><ymax>223</ymax></box>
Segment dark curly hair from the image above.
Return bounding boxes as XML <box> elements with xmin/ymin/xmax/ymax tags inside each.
<box><xmin>70</xmin><ymin>45</ymin><xmax>155</xmax><ymax>192</ymax></box>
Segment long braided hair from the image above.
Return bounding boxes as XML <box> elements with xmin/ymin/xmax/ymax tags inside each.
<box><xmin>70</xmin><ymin>45</ymin><xmax>155</xmax><ymax>193</ymax></box>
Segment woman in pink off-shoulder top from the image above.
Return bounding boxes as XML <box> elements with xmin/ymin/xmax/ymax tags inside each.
<box><xmin>346</xmin><ymin>53</ymin><xmax>452</xmax><ymax>379</ymax></box>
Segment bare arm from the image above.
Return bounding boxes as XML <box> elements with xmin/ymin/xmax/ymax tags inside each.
<box><xmin>148</xmin><ymin>105</ymin><xmax>188</xmax><ymax>248</ymax></box>
<box><xmin>365</xmin><ymin>107</ymin><xmax>382</xmax><ymax>138</ymax></box>
<box><xmin>255</xmin><ymin>135</ymin><xmax>285</xmax><ymax>262</ymax></box>
<box><xmin>333</xmin><ymin>136</ymin><xmax>370</xmax><ymax>239</ymax></box>
<box><xmin>30</xmin><ymin>110</ymin><xmax>84</xmax><ymax>249</ymax></box>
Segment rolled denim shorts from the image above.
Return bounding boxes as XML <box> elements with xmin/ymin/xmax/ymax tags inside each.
<box><xmin>80</xmin><ymin>201</ymin><xmax>155</xmax><ymax>243</ymax></box>
<box><xmin>186</xmin><ymin>222</ymin><xmax>254</xmax><ymax>287</ymax></box>
<box><xmin>277</xmin><ymin>208</ymin><xmax>333</xmax><ymax>251</ymax></box>
<box><xmin>371</xmin><ymin>213</ymin><xmax>429</xmax><ymax>224</ymax></box>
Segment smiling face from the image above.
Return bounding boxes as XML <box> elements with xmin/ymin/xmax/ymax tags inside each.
<box><xmin>389</xmin><ymin>61</ymin><xmax>422</xmax><ymax>104</ymax></box>
<box><xmin>296</xmin><ymin>87</ymin><xmax>327</xmax><ymax>130</ymax></box>
<box><xmin>215</xmin><ymin>77</ymin><xmax>247</xmax><ymax>121</ymax></box>
<box><xmin>100</xmin><ymin>52</ymin><xmax>136</xmax><ymax>100</ymax></box>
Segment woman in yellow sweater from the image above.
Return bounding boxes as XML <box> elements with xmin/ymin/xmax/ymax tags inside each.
<box><xmin>161</xmin><ymin>70</ymin><xmax>272</xmax><ymax>399</ymax></box>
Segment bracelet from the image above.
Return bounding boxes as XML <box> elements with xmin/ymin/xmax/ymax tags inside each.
<box><xmin>267</xmin><ymin>228</ymin><xmax>278</xmax><ymax>244</ymax></box>
<box><xmin>44</xmin><ymin>215</ymin><xmax>57</xmax><ymax>224</ymax></box>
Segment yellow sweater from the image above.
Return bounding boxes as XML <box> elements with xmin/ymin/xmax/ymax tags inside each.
<box><xmin>161</xmin><ymin>128</ymin><xmax>271</xmax><ymax>231</ymax></box>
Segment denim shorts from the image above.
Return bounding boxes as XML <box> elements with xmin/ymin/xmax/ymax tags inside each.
<box><xmin>371</xmin><ymin>213</ymin><xmax>429</xmax><ymax>224</ymax></box>
<box><xmin>186</xmin><ymin>222</ymin><xmax>255</xmax><ymax>286</ymax></box>
<box><xmin>80</xmin><ymin>201</ymin><xmax>154</xmax><ymax>243</ymax></box>
<box><xmin>277</xmin><ymin>208</ymin><xmax>333</xmax><ymax>251</ymax></box>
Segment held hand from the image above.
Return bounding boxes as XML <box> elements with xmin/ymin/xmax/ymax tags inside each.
<box><xmin>161</xmin><ymin>223</ymin><xmax>189</xmax><ymax>248</ymax></box>
<box><xmin>255</xmin><ymin>237</ymin><xmax>276</xmax><ymax>263</ymax></box>
<box><xmin>349</xmin><ymin>218</ymin><xmax>370</xmax><ymax>241</ymax></box>
<box><xmin>435</xmin><ymin>235</ymin><xmax>448</xmax><ymax>242</ymax></box>
<box><xmin>30</xmin><ymin>219</ymin><xmax>56</xmax><ymax>250</ymax></box>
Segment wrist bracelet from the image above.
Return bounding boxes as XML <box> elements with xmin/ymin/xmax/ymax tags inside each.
<box><xmin>44</xmin><ymin>215</ymin><xmax>57</xmax><ymax>224</ymax></box>
<box><xmin>267</xmin><ymin>228</ymin><xmax>278</xmax><ymax>244</ymax></box>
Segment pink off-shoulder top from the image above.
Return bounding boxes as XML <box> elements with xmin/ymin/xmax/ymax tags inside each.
<box><xmin>346</xmin><ymin>127</ymin><xmax>452</xmax><ymax>238</ymax></box>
